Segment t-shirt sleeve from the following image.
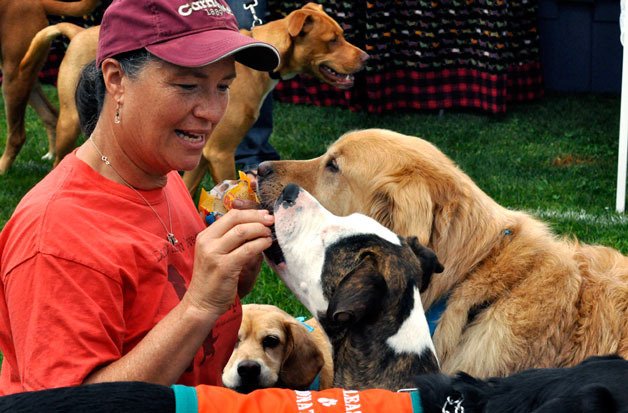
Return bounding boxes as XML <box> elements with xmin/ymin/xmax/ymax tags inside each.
<box><xmin>3</xmin><ymin>252</ymin><xmax>125</xmax><ymax>391</ymax></box>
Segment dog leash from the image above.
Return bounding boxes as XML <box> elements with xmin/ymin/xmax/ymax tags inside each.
<box><xmin>242</xmin><ymin>0</ymin><xmax>282</xmax><ymax>80</ymax></box>
<box><xmin>425</xmin><ymin>293</ymin><xmax>450</xmax><ymax>337</ymax></box>
<box><xmin>243</xmin><ymin>0</ymin><xmax>263</xmax><ymax>29</ymax></box>
<box><xmin>426</xmin><ymin>228</ymin><xmax>513</xmax><ymax>336</ymax></box>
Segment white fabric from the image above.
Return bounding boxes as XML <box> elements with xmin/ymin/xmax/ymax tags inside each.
<box><xmin>618</xmin><ymin>0</ymin><xmax>628</xmax><ymax>212</ymax></box>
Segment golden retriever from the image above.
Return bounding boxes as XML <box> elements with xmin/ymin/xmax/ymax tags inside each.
<box><xmin>257</xmin><ymin>128</ymin><xmax>628</xmax><ymax>378</ymax></box>
<box><xmin>222</xmin><ymin>304</ymin><xmax>332</xmax><ymax>392</ymax></box>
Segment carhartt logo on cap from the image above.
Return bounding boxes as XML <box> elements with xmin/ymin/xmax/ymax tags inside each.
<box><xmin>178</xmin><ymin>0</ymin><xmax>233</xmax><ymax>17</ymax></box>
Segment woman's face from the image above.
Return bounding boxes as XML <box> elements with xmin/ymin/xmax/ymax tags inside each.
<box><xmin>118</xmin><ymin>56</ymin><xmax>236</xmax><ymax>175</ymax></box>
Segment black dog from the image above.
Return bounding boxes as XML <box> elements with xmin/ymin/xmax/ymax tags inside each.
<box><xmin>412</xmin><ymin>354</ymin><xmax>628</xmax><ymax>413</ymax></box>
<box><xmin>0</xmin><ymin>356</ymin><xmax>625</xmax><ymax>412</ymax></box>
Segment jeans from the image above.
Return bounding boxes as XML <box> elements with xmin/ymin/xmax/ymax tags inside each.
<box><xmin>226</xmin><ymin>0</ymin><xmax>280</xmax><ymax>169</ymax></box>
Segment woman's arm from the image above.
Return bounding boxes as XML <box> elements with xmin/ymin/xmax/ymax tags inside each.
<box><xmin>84</xmin><ymin>208</ymin><xmax>274</xmax><ymax>385</ymax></box>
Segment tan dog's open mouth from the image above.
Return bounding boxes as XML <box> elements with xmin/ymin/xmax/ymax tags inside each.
<box><xmin>319</xmin><ymin>65</ymin><xmax>356</xmax><ymax>89</ymax></box>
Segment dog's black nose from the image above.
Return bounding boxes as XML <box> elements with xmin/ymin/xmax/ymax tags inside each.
<box><xmin>237</xmin><ymin>360</ymin><xmax>261</xmax><ymax>381</ymax></box>
<box><xmin>257</xmin><ymin>162</ymin><xmax>274</xmax><ymax>178</ymax></box>
<box><xmin>278</xmin><ymin>183</ymin><xmax>301</xmax><ymax>207</ymax></box>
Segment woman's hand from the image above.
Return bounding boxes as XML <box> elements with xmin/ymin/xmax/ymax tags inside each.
<box><xmin>183</xmin><ymin>209</ymin><xmax>274</xmax><ymax>319</ymax></box>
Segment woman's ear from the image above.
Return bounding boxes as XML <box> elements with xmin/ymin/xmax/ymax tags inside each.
<box><xmin>100</xmin><ymin>58</ymin><xmax>125</xmax><ymax>102</ymax></box>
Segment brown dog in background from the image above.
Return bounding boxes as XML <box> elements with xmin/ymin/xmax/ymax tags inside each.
<box><xmin>20</xmin><ymin>23</ymin><xmax>98</xmax><ymax>167</ymax></box>
<box><xmin>20</xmin><ymin>3</ymin><xmax>368</xmax><ymax>193</ymax></box>
<box><xmin>0</xmin><ymin>0</ymin><xmax>99</xmax><ymax>175</ymax></box>
<box><xmin>222</xmin><ymin>304</ymin><xmax>333</xmax><ymax>393</ymax></box>
<box><xmin>257</xmin><ymin>128</ymin><xmax>628</xmax><ymax>379</ymax></box>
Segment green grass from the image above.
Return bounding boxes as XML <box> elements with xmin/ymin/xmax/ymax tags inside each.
<box><xmin>1</xmin><ymin>88</ymin><xmax>627</xmax><ymax>320</ymax></box>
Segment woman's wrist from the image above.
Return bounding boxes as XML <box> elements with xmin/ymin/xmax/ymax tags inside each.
<box><xmin>179</xmin><ymin>292</ymin><xmax>225</xmax><ymax>327</ymax></box>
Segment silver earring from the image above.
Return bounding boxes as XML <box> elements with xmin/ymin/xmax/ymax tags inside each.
<box><xmin>114</xmin><ymin>102</ymin><xmax>121</xmax><ymax>124</ymax></box>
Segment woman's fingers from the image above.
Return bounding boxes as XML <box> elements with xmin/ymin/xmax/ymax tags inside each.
<box><xmin>218</xmin><ymin>222</ymin><xmax>273</xmax><ymax>254</ymax></box>
<box><xmin>203</xmin><ymin>209</ymin><xmax>273</xmax><ymax>239</ymax></box>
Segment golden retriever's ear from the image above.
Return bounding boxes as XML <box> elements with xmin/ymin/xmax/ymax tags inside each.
<box><xmin>279</xmin><ymin>323</ymin><xmax>324</xmax><ymax>389</ymax></box>
<box><xmin>406</xmin><ymin>237</ymin><xmax>444</xmax><ymax>292</ymax></box>
<box><xmin>327</xmin><ymin>255</ymin><xmax>387</xmax><ymax>324</ymax></box>
<box><xmin>369</xmin><ymin>178</ymin><xmax>434</xmax><ymax>244</ymax></box>
<box><xmin>287</xmin><ymin>10</ymin><xmax>314</xmax><ymax>37</ymax></box>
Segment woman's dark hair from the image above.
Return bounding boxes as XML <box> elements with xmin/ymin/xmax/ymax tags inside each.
<box><xmin>75</xmin><ymin>49</ymin><xmax>157</xmax><ymax>136</ymax></box>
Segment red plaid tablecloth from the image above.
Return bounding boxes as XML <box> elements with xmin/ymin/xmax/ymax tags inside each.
<box><xmin>269</xmin><ymin>0</ymin><xmax>544</xmax><ymax>114</ymax></box>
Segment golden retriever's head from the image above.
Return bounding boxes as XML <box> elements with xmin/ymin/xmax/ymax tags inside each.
<box><xmin>258</xmin><ymin>129</ymin><xmax>468</xmax><ymax>246</ymax></box>
<box><xmin>222</xmin><ymin>304</ymin><xmax>324</xmax><ymax>393</ymax></box>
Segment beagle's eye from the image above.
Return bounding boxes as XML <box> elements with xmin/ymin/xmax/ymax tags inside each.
<box><xmin>262</xmin><ymin>335</ymin><xmax>280</xmax><ymax>349</ymax></box>
<box><xmin>325</xmin><ymin>158</ymin><xmax>339</xmax><ymax>173</ymax></box>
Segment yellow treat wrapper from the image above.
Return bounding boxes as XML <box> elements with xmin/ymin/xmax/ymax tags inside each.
<box><xmin>198</xmin><ymin>171</ymin><xmax>260</xmax><ymax>225</ymax></box>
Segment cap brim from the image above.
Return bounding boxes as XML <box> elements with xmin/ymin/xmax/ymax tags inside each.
<box><xmin>146</xmin><ymin>29</ymin><xmax>280</xmax><ymax>72</ymax></box>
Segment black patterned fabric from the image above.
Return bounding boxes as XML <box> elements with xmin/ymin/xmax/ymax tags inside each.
<box><xmin>26</xmin><ymin>2</ymin><xmax>111</xmax><ymax>86</ymax></box>
<box><xmin>269</xmin><ymin>0</ymin><xmax>544</xmax><ymax>114</ymax></box>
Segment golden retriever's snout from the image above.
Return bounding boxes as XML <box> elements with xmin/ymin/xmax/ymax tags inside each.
<box><xmin>257</xmin><ymin>161</ymin><xmax>274</xmax><ymax>179</ymax></box>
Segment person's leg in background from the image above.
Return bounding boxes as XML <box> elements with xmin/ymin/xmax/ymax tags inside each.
<box><xmin>226</xmin><ymin>0</ymin><xmax>280</xmax><ymax>172</ymax></box>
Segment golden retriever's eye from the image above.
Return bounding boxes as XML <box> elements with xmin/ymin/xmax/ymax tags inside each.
<box><xmin>262</xmin><ymin>335</ymin><xmax>280</xmax><ymax>349</ymax></box>
<box><xmin>325</xmin><ymin>158</ymin><xmax>340</xmax><ymax>173</ymax></box>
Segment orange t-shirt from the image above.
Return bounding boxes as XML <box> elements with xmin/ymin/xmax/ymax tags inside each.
<box><xmin>0</xmin><ymin>153</ymin><xmax>241</xmax><ymax>394</ymax></box>
<box><xmin>174</xmin><ymin>385</ymin><xmax>419</xmax><ymax>413</ymax></box>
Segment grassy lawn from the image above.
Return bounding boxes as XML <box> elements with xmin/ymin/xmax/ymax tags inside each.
<box><xmin>1</xmin><ymin>87</ymin><xmax>627</xmax><ymax>323</ymax></box>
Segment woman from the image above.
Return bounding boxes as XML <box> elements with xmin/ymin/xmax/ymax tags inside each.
<box><xmin>0</xmin><ymin>0</ymin><xmax>280</xmax><ymax>395</ymax></box>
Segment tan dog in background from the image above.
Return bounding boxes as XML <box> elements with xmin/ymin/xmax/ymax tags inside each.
<box><xmin>0</xmin><ymin>0</ymin><xmax>99</xmax><ymax>174</ymax></box>
<box><xmin>222</xmin><ymin>304</ymin><xmax>332</xmax><ymax>392</ymax></box>
<box><xmin>19</xmin><ymin>23</ymin><xmax>98</xmax><ymax>167</ymax></box>
<box><xmin>20</xmin><ymin>3</ymin><xmax>368</xmax><ymax>193</ymax></box>
<box><xmin>257</xmin><ymin>128</ymin><xmax>628</xmax><ymax>378</ymax></box>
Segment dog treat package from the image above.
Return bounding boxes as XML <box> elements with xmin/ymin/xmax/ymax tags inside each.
<box><xmin>198</xmin><ymin>171</ymin><xmax>260</xmax><ymax>225</ymax></box>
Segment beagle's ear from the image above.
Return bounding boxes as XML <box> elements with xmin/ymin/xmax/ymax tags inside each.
<box><xmin>369</xmin><ymin>176</ymin><xmax>434</xmax><ymax>245</ymax></box>
<box><xmin>279</xmin><ymin>322</ymin><xmax>324</xmax><ymax>389</ymax></box>
<box><xmin>287</xmin><ymin>9</ymin><xmax>315</xmax><ymax>37</ymax></box>
<box><xmin>327</xmin><ymin>255</ymin><xmax>387</xmax><ymax>325</ymax></box>
<box><xmin>406</xmin><ymin>237</ymin><xmax>444</xmax><ymax>292</ymax></box>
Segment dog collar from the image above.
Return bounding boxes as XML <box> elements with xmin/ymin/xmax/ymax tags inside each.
<box><xmin>397</xmin><ymin>388</ymin><xmax>424</xmax><ymax>413</ymax></box>
<box><xmin>268</xmin><ymin>70</ymin><xmax>283</xmax><ymax>80</ymax></box>
<box><xmin>296</xmin><ymin>317</ymin><xmax>321</xmax><ymax>390</ymax></box>
<box><xmin>425</xmin><ymin>293</ymin><xmax>450</xmax><ymax>337</ymax></box>
<box><xmin>295</xmin><ymin>316</ymin><xmax>315</xmax><ymax>332</ymax></box>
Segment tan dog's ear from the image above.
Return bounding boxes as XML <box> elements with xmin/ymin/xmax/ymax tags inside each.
<box><xmin>327</xmin><ymin>255</ymin><xmax>387</xmax><ymax>325</ymax></box>
<box><xmin>279</xmin><ymin>322</ymin><xmax>324</xmax><ymax>389</ymax></box>
<box><xmin>406</xmin><ymin>237</ymin><xmax>444</xmax><ymax>292</ymax></box>
<box><xmin>302</xmin><ymin>2</ymin><xmax>324</xmax><ymax>12</ymax></box>
<box><xmin>287</xmin><ymin>9</ymin><xmax>315</xmax><ymax>37</ymax></box>
<box><xmin>369</xmin><ymin>177</ymin><xmax>434</xmax><ymax>245</ymax></box>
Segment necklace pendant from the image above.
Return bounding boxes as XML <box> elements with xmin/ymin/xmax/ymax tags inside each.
<box><xmin>167</xmin><ymin>233</ymin><xmax>178</xmax><ymax>246</ymax></box>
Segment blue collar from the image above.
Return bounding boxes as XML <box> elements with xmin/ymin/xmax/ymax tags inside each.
<box><xmin>398</xmin><ymin>388</ymin><xmax>423</xmax><ymax>413</ymax></box>
<box><xmin>425</xmin><ymin>294</ymin><xmax>449</xmax><ymax>337</ymax></box>
<box><xmin>296</xmin><ymin>316</ymin><xmax>321</xmax><ymax>390</ymax></box>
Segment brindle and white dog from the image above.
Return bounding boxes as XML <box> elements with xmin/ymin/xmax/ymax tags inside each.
<box><xmin>263</xmin><ymin>183</ymin><xmax>443</xmax><ymax>390</ymax></box>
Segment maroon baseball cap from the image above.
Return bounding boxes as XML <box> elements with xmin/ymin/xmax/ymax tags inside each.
<box><xmin>96</xmin><ymin>0</ymin><xmax>280</xmax><ymax>71</ymax></box>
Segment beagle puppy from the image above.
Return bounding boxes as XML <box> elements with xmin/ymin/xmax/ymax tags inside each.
<box><xmin>222</xmin><ymin>304</ymin><xmax>333</xmax><ymax>393</ymax></box>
